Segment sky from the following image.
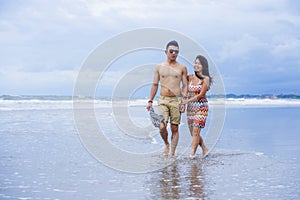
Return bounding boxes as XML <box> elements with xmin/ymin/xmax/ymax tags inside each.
<box><xmin>0</xmin><ymin>0</ymin><xmax>300</xmax><ymax>96</ymax></box>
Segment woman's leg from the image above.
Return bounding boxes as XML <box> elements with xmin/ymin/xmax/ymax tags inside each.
<box><xmin>190</xmin><ymin>126</ymin><xmax>200</xmax><ymax>158</ymax></box>
<box><xmin>198</xmin><ymin>129</ymin><xmax>208</xmax><ymax>157</ymax></box>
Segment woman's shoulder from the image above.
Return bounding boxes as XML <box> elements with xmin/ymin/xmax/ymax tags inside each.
<box><xmin>187</xmin><ymin>74</ymin><xmax>194</xmax><ymax>79</ymax></box>
<box><xmin>203</xmin><ymin>75</ymin><xmax>209</xmax><ymax>80</ymax></box>
<box><xmin>187</xmin><ymin>74</ymin><xmax>194</xmax><ymax>82</ymax></box>
<box><xmin>203</xmin><ymin>75</ymin><xmax>210</xmax><ymax>84</ymax></box>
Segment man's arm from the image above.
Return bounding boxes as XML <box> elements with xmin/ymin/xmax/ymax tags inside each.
<box><xmin>147</xmin><ymin>65</ymin><xmax>160</xmax><ymax>110</ymax></box>
<box><xmin>180</xmin><ymin>66</ymin><xmax>188</xmax><ymax>113</ymax></box>
<box><xmin>181</xmin><ymin>66</ymin><xmax>188</xmax><ymax>98</ymax></box>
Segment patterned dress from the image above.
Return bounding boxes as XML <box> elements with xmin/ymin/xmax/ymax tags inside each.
<box><xmin>187</xmin><ymin>75</ymin><xmax>209</xmax><ymax>128</ymax></box>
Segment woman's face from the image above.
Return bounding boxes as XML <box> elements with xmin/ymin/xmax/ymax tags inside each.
<box><xmin>194</xmin><ymin>59</ymin><xmax>202</xmax><ymax>72</ymax></box>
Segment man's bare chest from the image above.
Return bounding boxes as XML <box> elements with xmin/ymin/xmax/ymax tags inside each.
<box><xmin>159</xmin><ymin>67</ymin><xmax>182</xmax><ymax>79</ymax></box>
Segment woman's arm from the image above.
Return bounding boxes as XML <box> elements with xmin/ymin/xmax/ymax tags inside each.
<box><xmin>182</xmin><ymin>76</ymin><xmax>209</xmax><ymax>104</ymax></box>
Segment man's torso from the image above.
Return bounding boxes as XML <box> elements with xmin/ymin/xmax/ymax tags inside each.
<box><xmin>158</xmin><ymin>62</ymin><xmax>184</xmax><ymax>97</ymax></box>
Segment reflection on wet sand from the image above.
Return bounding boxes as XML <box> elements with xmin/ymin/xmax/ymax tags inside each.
<box><xmin>187</xmin><ymin>162</ymin><xmax>206</xmax><ymax>199</ymax></box>
<box><xmin>159</xmin><ymin>164</ymin><xmax>181</xmax><ymax>199</ymax></box>
<box><xmin>148</xmin><ymin>158</ymin><xmax>207</xmax><ymax>199</ymax></box>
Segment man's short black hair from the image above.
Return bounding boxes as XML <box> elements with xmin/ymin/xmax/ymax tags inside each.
<box><xmin>166</xmin><ymin>40</ymin><xmax>179</xmax><ymax>49</ymax></box>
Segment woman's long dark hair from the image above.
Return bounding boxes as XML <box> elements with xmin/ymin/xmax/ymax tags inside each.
<box><xmin>194</xmin><ymin>55</ymin><xmax>212</xmax><ymax>90</ymax></box>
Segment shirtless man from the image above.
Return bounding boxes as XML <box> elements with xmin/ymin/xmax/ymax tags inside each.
<box><xmin>147</xmin><ymin>40</ymin><xmax>188</xmax><ymax>157</ymax></box>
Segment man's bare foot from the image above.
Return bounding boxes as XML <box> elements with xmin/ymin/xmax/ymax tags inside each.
<box><xmin>202</xmin><ymin>146</ymin><xmax>209</xmax><ymax>157</ymax></box>
<box><xmin>189</xmin><ymin>154</ymin><xmax>196</xmax><ymax>159</ymax></box>
<box><xmin>163</xmin><ymin>144</ymin><xmax>170</xmax><ymax>156</ymax></box>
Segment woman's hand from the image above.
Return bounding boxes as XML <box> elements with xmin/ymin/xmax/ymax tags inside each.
<box><xmin>180</xmin><ymin>104</ymin><xmax>185</xmax><ymax>113</ymax></box>
<box><xmin>181</xmin><ymin>99</ymin><xmax>189</xmax><ymax>105</ymax></box>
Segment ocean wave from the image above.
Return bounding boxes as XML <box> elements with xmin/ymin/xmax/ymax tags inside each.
<box><xmin>222</xmin><ymin>98</ymin><xmax>300</xmax><ymax>108</ymax></box>
<box><xmin>0</xmin><ymin>95</ymin><xmax>73</xmax><ymax>101</ymax></box>
<box><xmin>1</xmin><ymin>97</ymin><xmax>300</xmax><ymax>111</ymax></box>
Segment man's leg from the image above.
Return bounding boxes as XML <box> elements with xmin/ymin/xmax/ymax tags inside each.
<box><xmin>169</xmin><ymin>97</ymin><xmax>181</xmax><ymax>157</ymax></box>
<box><xmin>158</xmin><ymin>98</ymin><xmax>170</xmax><ymax>156</ymax></box>
<box><xmin>160</xmin><ymin>123</ymin><xmax>169</xmax><ymax>156</ymax></box>
<box><xmin>169</xmin><ymin>124</ymin><xmax>179</xmax><ymax>157</ymax></box>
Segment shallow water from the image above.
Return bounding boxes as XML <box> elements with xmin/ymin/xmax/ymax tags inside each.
<box><xmin>0</xmin><ymin>104</ymin><xmax>299</xmax><ymax>199</ymax></box>
<box><xmin>147</xmin><ymin>150</ymin><xmax>299</xmax><ymax>200</ymax></box>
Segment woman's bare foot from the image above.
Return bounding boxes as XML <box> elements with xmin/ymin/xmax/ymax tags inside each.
<box><xmin>163</xmin><ymin>144</ymin><xmax>170</xmax><ymax>156</ymax></box>
<box><xmin>189</xmin><ymin>154</ymin><xmax>196</xmax><ymax>159</ymax></box>
<box><xmin>201</xmin><ymin>146</ymin><xmax>209</xmax><ymax>157</ymax></box>
<box><xmin>169</xmin><ymin>153</ymin><xmax>175</xmax><ymax>158</ymax></box>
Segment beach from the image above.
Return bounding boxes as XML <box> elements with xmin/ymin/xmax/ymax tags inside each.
<box><xmin>0</xmin><ymin>97</ymin><xmax>299</xmax><ymax>199</ymax></box>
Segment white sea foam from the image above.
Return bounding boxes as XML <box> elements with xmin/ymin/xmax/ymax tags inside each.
<box><xmin>222</xmin><ymin>98</ymin><xmax>300</xmax><ymax>108</ymax></box>
<box><xmin>129</xmin><ymin>98</ymin><xmax>300</xmax><ymax>108</ymax></box>
<box><xmin>1</xmin><ymin>98</ymin><xmax>300</xmax><ymax>111</ymax></box>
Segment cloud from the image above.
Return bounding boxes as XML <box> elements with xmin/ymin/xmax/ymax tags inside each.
<box><xmin>0</xmin><ymin>66</ymin><xmax>77</xmax><ymax>95</ymax></box>
<box><xmin>0</xmin><ymin>0</ymin><xmax>299</xmax><ymax>95</ymax></box>
<box><xmin>271</xmin><ymin>38</ymin><xmax>300</xmax><ymax>61</ymax></box>
<box><xmin>219</xmin><ymin>34</ymin><xmax>269</xmax><ymax>62</ymax></box>
<box><xmin>218</xmin><ymin>32</ymin><xmax>300</xmax><ymax>72</ymax></box>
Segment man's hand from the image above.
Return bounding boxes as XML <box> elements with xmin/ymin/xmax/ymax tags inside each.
<box><xmin>146</xmin><ymin>100</ymin><xmax>153</xmax><ymax>111</ymax></box>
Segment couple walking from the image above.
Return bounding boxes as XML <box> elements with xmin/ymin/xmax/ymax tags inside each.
<box><xmin>146</xmin><ymin>40</ymin><xmax>211</xmax><ymax>159</ymax></box>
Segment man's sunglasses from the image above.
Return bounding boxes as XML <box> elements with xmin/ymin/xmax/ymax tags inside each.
<box><xmin>169</xmin><ymin>49</ymin><xmax>179</xmax><ymax>54</ymax></box>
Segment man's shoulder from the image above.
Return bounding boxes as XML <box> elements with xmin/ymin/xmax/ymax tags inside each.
<box><xmin>157</xmin><ymin>61</ymin><xmax>186</xmax><ymax>70</ymax></box>
<box><xmin>157</xmin><ymin>62</ymin><xmax>167</xmax><ymax>66</ymax></box>
<box><xmin>164</xmin><ymin>61</ymin><xmax>186</xmax><ymax>67</ymax></box>
<box><xmin>180</xmin><ymin>63</ymin><xmax>187</xmax><ymax>68</ymax></box>
<box><xmin>156</xmin><ymin>62</ymin><xmax>169</xmax><ymax>70</ymax></box>
<box><xmin>177</xmin><ymin>62</ymin><xmax>187</xmax><ymax>71</ymax></box>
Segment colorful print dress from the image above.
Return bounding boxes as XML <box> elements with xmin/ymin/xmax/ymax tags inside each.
<box><xmin>187</xmin><ymin>75</ymin><xmax>209</xmax><ymax>128</ymax></box>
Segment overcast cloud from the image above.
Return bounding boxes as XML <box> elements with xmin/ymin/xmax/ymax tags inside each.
<box><xmin>0</xmin><ymin>0</ymin><xmax>299</xmax><ymax>96</ymax></box>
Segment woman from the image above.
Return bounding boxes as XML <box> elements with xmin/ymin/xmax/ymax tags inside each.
<box><xmin>182</xmin><ymin>55</ymin><xmax>212</xmax><ymax>159</ymax></box>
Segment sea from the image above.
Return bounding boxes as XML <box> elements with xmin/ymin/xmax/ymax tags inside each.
<box><xmin>0</xmin><ymin>95</ymin><xmax>300</xmax><ymax>199</ymax></box>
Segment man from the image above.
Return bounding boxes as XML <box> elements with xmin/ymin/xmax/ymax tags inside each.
<box><xmin>147</xmin><ymin>40</ymin><xmax>188</xmax><ymax>157</ymax></box>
